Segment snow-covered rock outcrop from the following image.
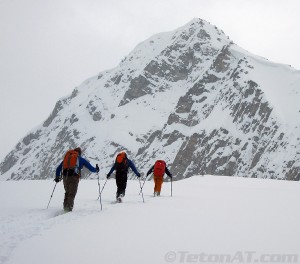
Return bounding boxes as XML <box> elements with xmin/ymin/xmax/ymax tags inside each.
<box><xmin>1</xmin><ymin>18</ymin><xmax>300</xmax><ymax>180</ymax></box>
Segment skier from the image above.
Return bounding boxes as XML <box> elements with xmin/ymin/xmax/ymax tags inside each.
<box><xmin>146</xmin><ymin>160</ymin><xmax>172</xmax><ymax>196</ymax></box>
<box><xmin>55</xmin><ymin>147</ymin><xmax>99</xmax><ymax>211</ymax></box>
<box><xmin>106</xmin><ymin>151</ymin><xmax>141</xmax><ymax>202</ymax></box>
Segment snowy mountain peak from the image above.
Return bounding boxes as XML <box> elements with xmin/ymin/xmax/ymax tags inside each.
<box><xmin>1</xmin><ymin>18</ymin><xmax>300</xmax><ymax>181</ymax></box>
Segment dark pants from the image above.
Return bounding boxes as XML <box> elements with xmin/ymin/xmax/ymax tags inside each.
<box><xmin>115</xmin><ymin>172</ymin><xmax>127</xmax><ymax>198</ymax></box>
<box><xmin>63</xmin><ymin>175</ymin><xmax>79</xmax><ymax>211</ymax></box>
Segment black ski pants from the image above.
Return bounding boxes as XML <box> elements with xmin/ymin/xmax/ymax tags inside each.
<box><xmin>115</xmin><ymin>173</ymin><xmax>128</xmax><ymax>198</ymax></box>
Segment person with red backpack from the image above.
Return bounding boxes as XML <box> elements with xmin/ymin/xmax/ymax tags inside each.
<box><xmin>146</xmin><ymin>160</ymin><xmax>172</xmax><ymax>196</ymax></box>
<box><xmin>55</xmin><ymin>147</ymin><xmax>99</xmax><ymax>212</ymax></box>
<box><xmin>106</xmin><ymin>151</ymin><xmax>141</xmax><ymax>202</ymax></box>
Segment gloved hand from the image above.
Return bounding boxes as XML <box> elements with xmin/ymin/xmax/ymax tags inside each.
<box><xmin>106</xmin><ymin>174</ymin><xmax>111</xmax><ymax>179</ymax></box>
<box><xmin>169</xmin><ymin>174</ymin><xmax>173</xmax><ymax>178</ymax></box>
<box><xmin>54</xmin><ymin>177</ymin><xmax>60</xmax><ymax>183</ymax></box>
<box><xmin>137</xmin><ymin>172</ymin><xmax>141</xmax><ymax>178</ymax></box>
<box><xmin>96</xmin><ymin>164</ymin><xmax>99</xmax><ymax>173</ymax></box>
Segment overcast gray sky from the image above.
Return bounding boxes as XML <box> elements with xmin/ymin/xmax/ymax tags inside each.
<box><xmin>0</xmin><ymin>0</ymin><xmax>299</xmax><ymax>161</ymax></box>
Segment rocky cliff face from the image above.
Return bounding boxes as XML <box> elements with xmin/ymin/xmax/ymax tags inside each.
<box><xmin>1</xmin><ymin>18</ymin><xmax>300</xmax><ymax>180</ymax></box>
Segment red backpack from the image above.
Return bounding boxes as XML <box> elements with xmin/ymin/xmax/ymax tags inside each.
<box><xmin>153</xmin><ymin>160</ymin><xmax>166</xmax><ymax>177</ymax></box>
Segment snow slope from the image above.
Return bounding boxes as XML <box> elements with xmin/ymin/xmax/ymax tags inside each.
<box><xmin>231</xmin><ymin>44</ymin><xmax>300</xmax><ymax>127</ymax></box>
<box><xmin>1</xmin><ymin>176</ymin><xmax>300</xmax><ymax>264</ymax></box>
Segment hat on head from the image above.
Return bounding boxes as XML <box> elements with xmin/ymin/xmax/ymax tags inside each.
<box><xmin>74</xmin><ymin>147</ymin><xmax>82</xmax><ymax>155</ymax></box>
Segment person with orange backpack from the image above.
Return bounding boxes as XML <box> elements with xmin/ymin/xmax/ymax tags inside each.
<box><xmin>146</xmin><ymin>160</ymin><xmax>172</xmax><ymax>196</ymax></box>
<box><xmin>55</xmin><ymin>147</ymin><xmax>99</xmax><ymax>212</ymax></box>
<box><xmin>106</xmin><ymin>151</ymin><xmax>141</xmax><ymax>202</ymax></box>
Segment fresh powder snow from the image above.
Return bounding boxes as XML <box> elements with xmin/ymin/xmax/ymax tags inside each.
<box><xmin>1</xmin><ymin>176</ymin><xmax>300</xmax><ymax>264</ymax></box>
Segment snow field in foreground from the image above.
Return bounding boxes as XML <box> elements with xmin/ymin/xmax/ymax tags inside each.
<box><xmin>1</xmin><ymin>176</ymin><xmax>300</xmax><ymax>264</ymax></box>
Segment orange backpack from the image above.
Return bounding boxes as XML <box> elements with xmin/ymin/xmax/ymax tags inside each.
<box><xmin>63</xmin><ymin>150</ymin><xmax>80</xmax><ymax>174</ymax></box>
<box><xmin>115</xmin><ymin>152</ymin><xmax>128</xmax><ymax>172</ymax></box>
<box><xmin>153</xmin><ymin>160</ymin><xmax>166</xmax><ymax>177</ymax></box>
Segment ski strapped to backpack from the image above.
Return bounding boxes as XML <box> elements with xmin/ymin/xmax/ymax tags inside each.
<box><xmin>63</xmin><ymin>150</ymin><xmax>80</xmax><ymax>176</ymax></box>
<box><xmin>153</xmin><ymin>160</ymin><xmax>166</xmax><ymax>177</ymax></box>
<box><xmin>115</xmin><ymin>152</ymin><xmax>128</xmax><ymax>172</ymax></box>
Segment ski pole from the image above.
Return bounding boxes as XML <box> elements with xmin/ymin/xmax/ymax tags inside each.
<box><xmin>138</xmin><ymin>177</ymin><xmax>145</xmax><ymax>203</ymax></box>
<box><xmin>171</xmin><ymin>176</ymin><xmax>173</xmax><ymax>197</ymax></box>
<box><xmin>100</xmin><ymin>178</ymin><xmax>108</xmax><ymax>195</ymax></box>
<box><xmin>139</xmin><ymin>174</ymin><xmax>148</xmax><ymax>195</ymax></box>
<box><xmin>97</xmin><ymin>178</ymin><xmax>108</xmax><ymax>199</ymax></box>
<box><xmin>97</xmin><ymin>173</ymin><xmax>102</xmax><ymax>210</ymax></box>
<box><xmin>47</xmin><ymin>182</ymin><xmax>58</xmax><ymax>209</ymax></box>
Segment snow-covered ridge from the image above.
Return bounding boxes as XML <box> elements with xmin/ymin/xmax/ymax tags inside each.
<box><xmin>0</xmin><ymin>18</ymin><xmax>300</xmax><ymax>181</ymax></box>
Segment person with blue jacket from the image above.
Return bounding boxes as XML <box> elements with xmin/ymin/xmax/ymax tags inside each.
<box><xmin>107</xmin><ymin>151</ymin><xmax>140</xmax><ymax>202</ymax></box>
<box><xmin>55</xmin><ymin>147</ymin><xmax>99</xmax><ymax>211</ymax></box>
